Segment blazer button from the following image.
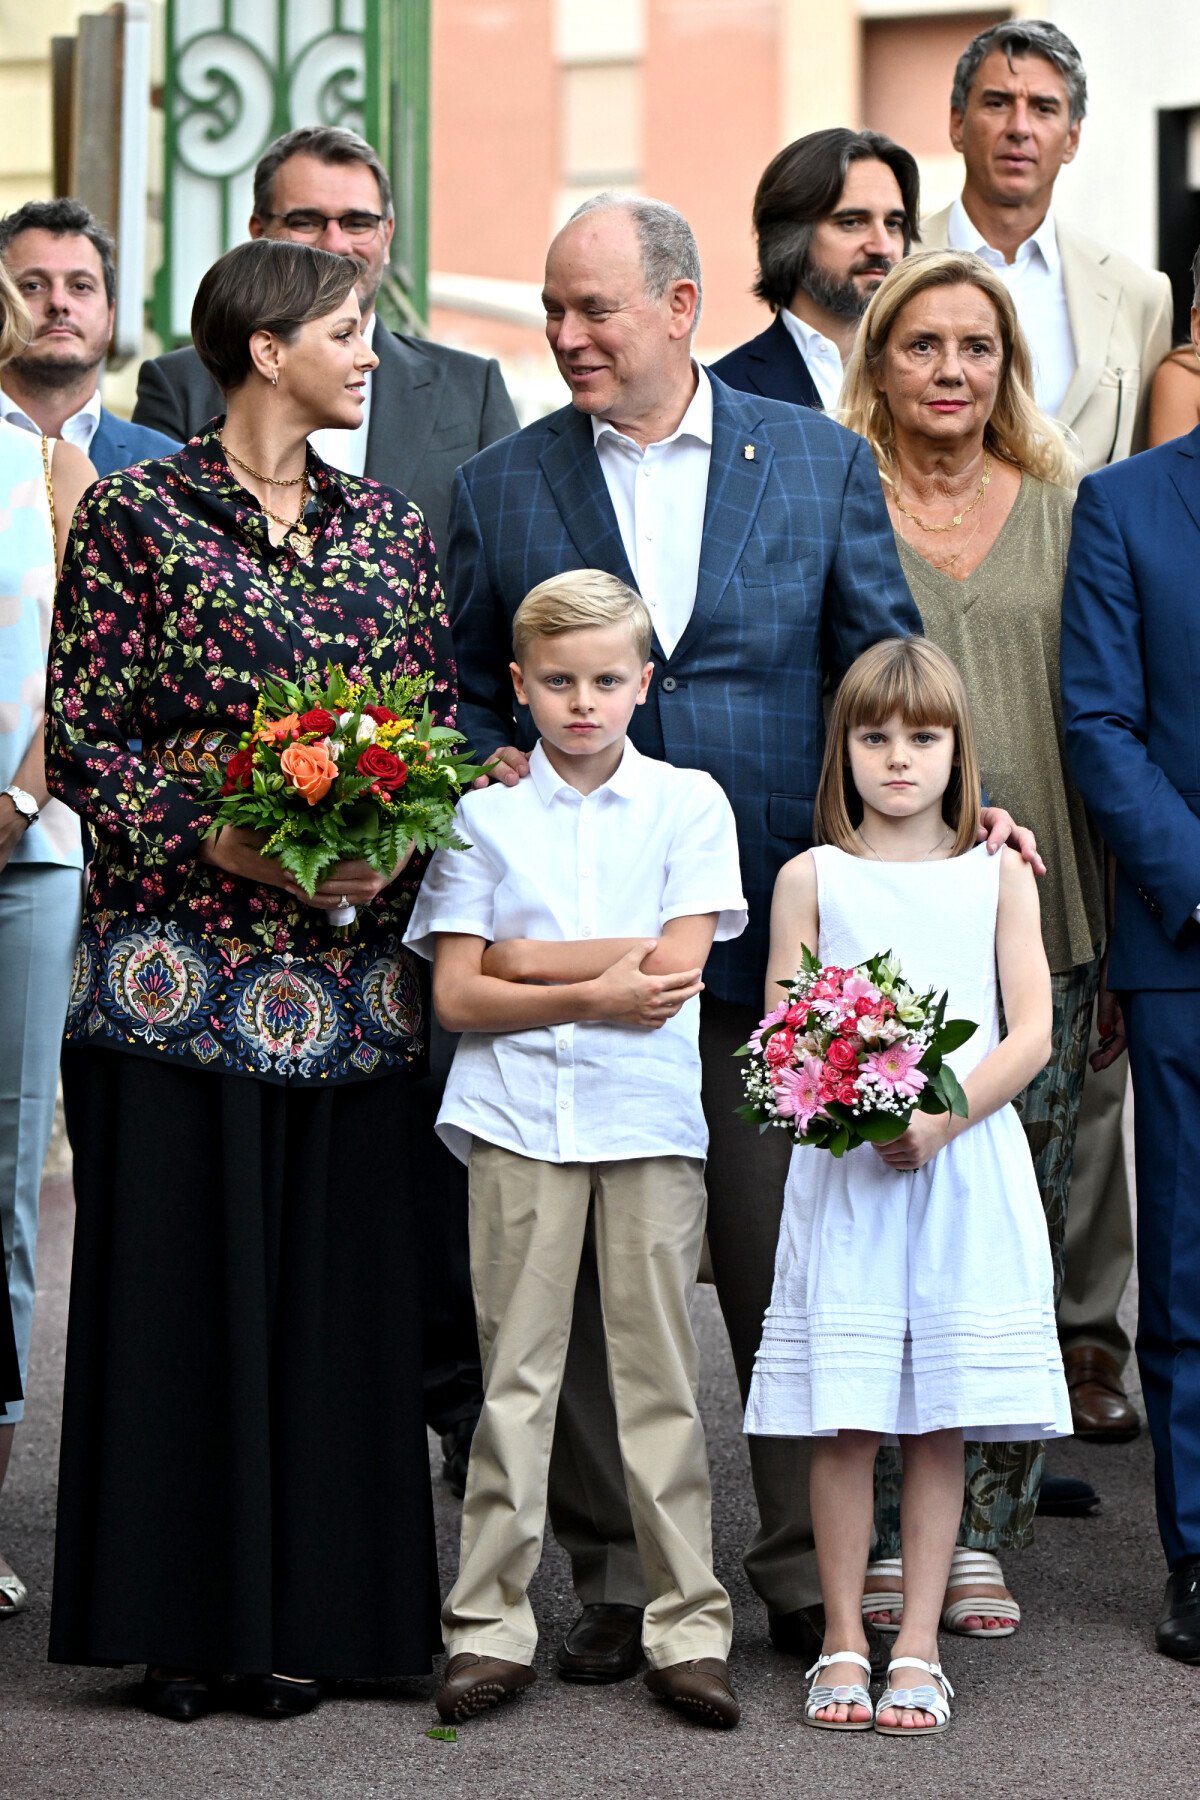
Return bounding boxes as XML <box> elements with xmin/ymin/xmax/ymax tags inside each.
<box><xmin>661</xmin><ymin>675</ymin><xmax>678</xmax><ymax>692</ymax></box>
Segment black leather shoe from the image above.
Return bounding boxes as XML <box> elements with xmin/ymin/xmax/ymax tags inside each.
<box><xmin>440</xmin><ymin>1417</ymin><xmax>477</xmax><ymax>1499</ymax></box>
<box><xmin>555</xmin><ymin>1603</ymin><xmax>645</xmax><ymax>1683</ymax></box>
<box><xmin>235</xmin><ymin>1674</ymin><xmax>323</xmax><ymax>1718</ymax></box>
<box><xmin>768</xmin><ymin>1603</ymin><xmax>888</xmax><ymax>1676</ymax></box>
<box><xmin>140</xmin><ymin>1670</ymin><xmax>222</xmax><ymax>1722</ymax></box>
<box><xmin>1157</xmin><ymin>1556</ymin><xmax>1200</xmax><ymax>1662</ymax></box>
<box><xmin>1035</xmin><ymin>1474</ymin><xmax>1101</xmax><ymax>1517</ymax></box>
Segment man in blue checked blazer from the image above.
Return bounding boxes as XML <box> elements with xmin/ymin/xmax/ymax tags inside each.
<box><xmin>447</xmin><ymin>194</ymin><xmax>928</xmax><ymax>1688</ymax></box>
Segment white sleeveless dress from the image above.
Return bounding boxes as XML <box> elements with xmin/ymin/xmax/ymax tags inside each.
<box><xmin>744</xmin><ymin>843</ymin><xmax>1071</xmax><ymax>1442</ymax></box>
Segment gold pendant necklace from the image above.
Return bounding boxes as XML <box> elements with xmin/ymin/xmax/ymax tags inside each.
<box><xmin>896</xmin><ymin>452</ymin><xmax>991</xmax><ymax>533</ymax></box>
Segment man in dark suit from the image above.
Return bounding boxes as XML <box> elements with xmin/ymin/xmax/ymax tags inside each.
<box><xmin>0</xmin><ymin>199</ymin><xmax>178</xmax><ymax>475</ymax></box>
<box><xmin>133</xmin><ymin>125</ymin><xmax>518</xmax><ymax>553</ymax></box>
<box><xmin>1061</xmin><ymin>258</ymin><xmax>1200</xmax><ymax>1664</ymax></box>
<box><xmin>449</xmin><ymin>192</ymin><xmax>1031</xmax><ymax>1694</ymax></box>
<box><xmin>710</xmin><ymin>128</ymin><xmax>919</xmax><ymax>413</ymax></box>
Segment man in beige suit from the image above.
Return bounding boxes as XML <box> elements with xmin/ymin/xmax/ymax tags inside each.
<box><xmin>924</xmin><ymin>18</ymin><xmax>1169</xmax><ymax>1461</ymax></box>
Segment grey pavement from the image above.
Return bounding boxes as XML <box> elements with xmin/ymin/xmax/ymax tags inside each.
<box><xmin>0</xmin><ymin>1118</ymin><xmax>1190</xmax><ymax>1799</ymax></box>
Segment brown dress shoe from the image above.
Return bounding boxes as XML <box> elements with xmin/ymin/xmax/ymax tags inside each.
<box><xmin>555</xmin><ymin>1603</ymin><xmax>645</xmax><ymax>1684</ymax></box>
<box><xmin>644</xmin><ymin>1658</ymin><xmax>740</xmax><ymax>1729</ymax></box>
<box><xmin>435</xmin><ymin>1652</ymin><xmax>535</xmax><ymax>1722</ymax></box>
<box><xmin>1064</xmin><ymin>1346</ymin><xmax>1140</xmax><ymax>1442</ymax></box>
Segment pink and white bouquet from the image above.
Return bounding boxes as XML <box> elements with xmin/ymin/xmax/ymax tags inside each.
<box><xmin>737</xmin><ymin>946</ymin><xmax>976</xmax><ymax>1157</ymax></box>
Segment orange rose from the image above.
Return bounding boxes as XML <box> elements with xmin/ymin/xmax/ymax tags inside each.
<box><xmin>280</xmin><ymin>740</ymin><xmax>337</xmax><ymax>806</ymax></box>
<box><xmin>257</xmin><ymin>712</ymin><xmax>301</xmax><ymax>744</ymax></box>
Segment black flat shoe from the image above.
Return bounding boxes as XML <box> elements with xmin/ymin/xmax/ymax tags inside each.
<box><xmin>235</xmin><ymin>1673</ymin><xmax>323</xmax><ymax>1718</ymax></box>
<box><xmin>140</xmin><ymin>1670</ymin><xmax>222</xmax><ymax>1722</ymax></box>
<box><xmin>768</xmin><ymin>1604</ymin><xmax>888</xmax><ymax>1676</ymax></box>
<box><xmin>441</xmin><ymin>1417</ymin><xmax>476</xmax><ymax>1499</ymax></box>
<box><xmin>1157</xmin><ymin>1556</ymin><xmax>1200</xmax><ymax>1662</ymax></box>
<box><xmin>1035</xmin><ymin>1474</ymin><xmax>1100</xmax><ymax>1517</ymax></box>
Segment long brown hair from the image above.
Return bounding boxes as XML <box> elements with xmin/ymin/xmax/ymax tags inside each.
<box><xmin>814</xmin><ymin>637</ymin><xmax>981</xmax><ymax>856</ymax></box>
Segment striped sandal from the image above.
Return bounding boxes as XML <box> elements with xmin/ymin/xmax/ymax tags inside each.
<box><xmin>861</xmin><ymin>1557</ymin><xmax>904</xmax><ymax>1634</ymax></box>
<box><xmin>874</xmin><ymin>1657</ymin><xmax>954</xmax><ymax>1737</ymax></box>
<box><xmin>803</xmin><ymin>1651</ymin><xmax>874</xmax><ymax>1731</ymax></box>
<box><xmin>940</xmin><ymin>1548</ymin><xmax>1021</xmax><ymax>1637</ymax></box>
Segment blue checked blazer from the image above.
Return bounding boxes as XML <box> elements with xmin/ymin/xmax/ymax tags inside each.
<box><xmin>447</xmin><ymin>373</ymin><xmax>920</xmax><ymax>1005</ymax></box>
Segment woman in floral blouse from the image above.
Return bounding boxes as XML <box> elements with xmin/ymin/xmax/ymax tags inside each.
<box><xmin>46</xmin><ymin>241</ymin><xmax>449</xmax><ymax>1720</ymax></box>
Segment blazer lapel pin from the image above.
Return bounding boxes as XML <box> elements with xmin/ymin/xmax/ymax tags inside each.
<box><xmin>743</xmin><ymin>444</ymin><xmax>756</xmax><ymax>461</ymax></box>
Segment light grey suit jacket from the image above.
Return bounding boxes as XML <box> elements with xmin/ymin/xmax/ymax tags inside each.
<box><xmin>132</xmin><ymin>324</ymin><xmax>519</xmax><ymax>553</ymax></box>
<box><xmin>922</xmin><ymin>203</ymin><xmax>1173</xmax><ymax>471</ymax></box>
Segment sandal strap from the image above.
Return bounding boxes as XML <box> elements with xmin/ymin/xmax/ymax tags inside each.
<box><xmin>805</xmin><ymin>1650</ymin><xmax>872</xmax><ymax>1681</ymax></box>
<box><xmin>806</xmin><ymin>1682</ymin><xmax>873</xmax><ymax>1716</ymax></box>
<box><xmin>885</xmin><ymin>1657</ymin><xmax>954</xmax><ymax>1699</ymax></box>
<box><xmin>877</xmin><ymin>1683</ymin><xmax>951</xmax><ymax>1726</ymax></box>
<box><xmin>948</xmin><ymin>1548</ymin><xmax>1005</xmax><ymax>1584</ymax></box>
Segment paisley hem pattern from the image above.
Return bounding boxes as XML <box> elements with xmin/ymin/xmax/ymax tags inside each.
<box><xmin>66</xmin><ymin>916</ymin><xmax>424</xmax><ymax>1084</ymax></box>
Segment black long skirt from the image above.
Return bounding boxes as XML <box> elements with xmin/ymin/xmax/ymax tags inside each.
<box><xmin>0</xmin><ymin>1254</ymin><xmax>19</xmax><ymax>1417</ymax></box>
<box><xmin>49</xmin><ymin>1047</ymin><xmax>442</xmax><ymax>1679</ymax></box>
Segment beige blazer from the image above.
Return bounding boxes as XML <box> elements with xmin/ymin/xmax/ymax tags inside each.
<box><xmin>922</xmin><ymin>203</ymin><xmax>1173</xmax><ymax>471</ymax></box>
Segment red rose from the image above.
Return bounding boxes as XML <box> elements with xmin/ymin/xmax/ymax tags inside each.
<box><xmin>836</xmin><ymin>1079</ymin><xmax>859</xmax><ymax>1106</ymax></box>
<box><xmin>826</xmin><ymin>1036</ymin><xmax>859</xmax><ymax>1072</ymax></box>
<box><xmin>362</xmin><ymin>704</ymin><xmax>400</xmax><ymax>725</ymax></box>
<box><xmin>296</xmin><ymin>707</ymin><xmax>337</xmax><ymax>737</ymax></box>
<box><xmin>220</xmin><ymin>747</ymin><xmax>254</xmax><ymax>795</ymax></box>
<box><xmin>764</xmin><ymin>1028</ymin><xmax>795</xmax><ymax>1067</ymax></box>
<box><xmin>838</xmin><ymin>1016</ymin><xmax>860</xmax><ymax>1037</ymax></box>
<box><xmin>356</xmin><ymin>744</ymin><xmax>408</xmax><ymax>790</ymax></box>
<box><xmin>785</xmin><ymin>1002</ymin><xmax>809</xmax><ymax>1027</ymax></box>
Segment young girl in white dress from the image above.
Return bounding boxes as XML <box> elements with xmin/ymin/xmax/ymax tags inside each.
<box><xmin>744</xmin><ymin>638</ymin><xmax>1071</xmax><ymax>1737</ymax></box>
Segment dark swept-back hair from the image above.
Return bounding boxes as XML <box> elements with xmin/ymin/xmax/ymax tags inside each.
<box><xmin>751</xmin><ymin>128</ymin><xmax>921</xmax><ymax>312</ymax></box>
<box><xmin>0</xmin><ymin>197</ymin><xmax>117</xmax><ymax>305</ymax></box>
<box><xmin>252</xmin><ymin>125</ymin><xmax>393</xmax><ymax>223</ymax></box>
<box><xmin>191</xmin><ymin>240</ymin><xmax>360</xmax><ymax>394</ymax></box>
<box><xmin>951</xmin><ymin>20</ymin><xmax>1087</xmax><ymax>126</ymax></box>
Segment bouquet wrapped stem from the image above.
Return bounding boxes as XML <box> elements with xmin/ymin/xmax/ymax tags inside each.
<box><xmin>202</xmin><ymin>665</ymin><xmax>488</xmax><ymax>922</ymax></box>
<box><xmin>737</xmin><ymin>946</ymin><xmax>977</xmax><ymax>1158</ymax></box>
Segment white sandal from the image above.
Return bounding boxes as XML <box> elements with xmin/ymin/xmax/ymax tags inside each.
<box><xmin>0</xmin><ymin>1569</ymin><xmax>28</xmax><ymax>1617</ymax></box>
<box><xmin>940</xmin><ymin>1548</ymin><xmax>1020</xmax><ymax>1637</ymax></box>
<box><xmin>803</xmin><ymin>1651</ymin><xmax>874</xmax><ymax>1731</ymax></box>
<box><xmin>861</xmin><ymin>1556</ymin><xmax>904</xmax><ymax>1634</ymax></box>
<box><xmin>874</xmin><ymin>1657</ymin><xmax>954</xmax><ymax>1737</ymax></box>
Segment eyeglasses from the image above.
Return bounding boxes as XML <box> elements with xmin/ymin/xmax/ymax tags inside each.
<box><xmin>265</xmin><ymin>210</ymin><xmax>388</xmax><ymax>241</ymax></box>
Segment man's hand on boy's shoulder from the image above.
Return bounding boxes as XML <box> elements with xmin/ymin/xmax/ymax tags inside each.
<box><xmin>472</xmin><ymin>746</ymin><xmax>529</xmax><ymax>790</ymax></box>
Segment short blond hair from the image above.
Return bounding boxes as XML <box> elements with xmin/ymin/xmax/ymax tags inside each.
<box><xmin>839</xmin><ymin>249</ymin><xmax>1077</xmax><ymax>492</ymax></box>
<box><xmin>0</xmin><ymin>262</ymin><xmax>33</xmax><ymax>366</ymax></box>
<box><xmin>815</xmin><ymin>637</ymin><xmax>982</xmax><ymax>858</ymax></box>
<box><xmin>512</xmin><ymin>570</ymin><xmax>653</xmax><ymax>663</ymax></box>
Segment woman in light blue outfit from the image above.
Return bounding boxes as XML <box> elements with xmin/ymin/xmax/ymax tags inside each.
<box><xmin>0</xmin><ymin>263</ymin><xmax>94</xmax><ymax>1615</ymax></box>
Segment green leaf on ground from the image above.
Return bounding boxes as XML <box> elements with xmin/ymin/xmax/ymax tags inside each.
<box><xmin>425</xmin><ymin>1725</ymin><xmax>458</xmax><ymax>1743</ymax></box>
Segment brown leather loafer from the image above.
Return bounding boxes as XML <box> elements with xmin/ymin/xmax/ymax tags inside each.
<box><xmin>1064</xmin><ymin>1346</ymin><xmax>1140</xmax><ymax>1442</ymax></box>
<box><xmin>555</xmin><ymin>1603</ymin><xmax>645</xmax><ymax>1684</ymax></box>
<box><xmin>644</xmin><ymin>1657</ymin><xmax>740</xmax><ymax>1729</ymax></box>
<box><xmin>435</xmin><ymin>1652</ymin><xmax>535</xmax><ymax>1722</ymax></box>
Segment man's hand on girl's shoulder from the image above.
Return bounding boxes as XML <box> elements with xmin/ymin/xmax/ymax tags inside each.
<box><xmin>978</xmin><ymin>806</ymin><xmax>1046</xmax><ymax>877</ymax></box>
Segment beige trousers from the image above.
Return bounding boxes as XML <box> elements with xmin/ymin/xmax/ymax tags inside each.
<box><xmin>443</xmin><ymin>1142</ymin><xmax>733</xmax><ymax>1669</ymax></box>
<box><xmin>1058</xmin><ymin>1024</ymin><xmax>1135</xmax><ymax>1367</ymax></box>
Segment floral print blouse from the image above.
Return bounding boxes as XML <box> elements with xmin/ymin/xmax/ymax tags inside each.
<box><xmin>46</xmin><ymin>425</ymin><xmax>455</xmax><ymax>1083</ymax></box>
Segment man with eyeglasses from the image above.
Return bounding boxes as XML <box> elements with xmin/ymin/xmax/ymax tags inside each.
<box><xmin>134</xmin><ymin>124</ymin><xmax>519</xmax><ymax>551</ymax></box>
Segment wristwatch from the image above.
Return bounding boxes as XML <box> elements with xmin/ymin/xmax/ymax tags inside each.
<box><xmin>2</xmin><ymin>784</ymin><xmax>39</xmax><ymax>829</ymax></box>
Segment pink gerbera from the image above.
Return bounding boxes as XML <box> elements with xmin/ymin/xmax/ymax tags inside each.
<box><xmin>863</xmin><ymin>1041</ymin><xmax>928</xmax><ymax>1099</ymax></box>
<box><xmin>842</xmin><ymin>973</ymin><xmax>882</xmax><ymax>1008</ymax></box>
<box><xmin>772</xmin><ymin>1054</ymin><xmax>826</xmax><ymax>1131</ymax></box>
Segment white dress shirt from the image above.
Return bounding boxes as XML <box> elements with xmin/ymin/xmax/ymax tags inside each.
<box><xmin>308</xmin><ymin>310</ymin><xmax>376</xmax><ymax>477</ymax></box>
<box><xmin>404</xmin><ymin>739</ymin><xmax>747</xmax><ymax>1166</ymax></box>
<box><xmin>947</xmin><ymin>197</ymin><xmax>1076</xmax><ymax>419</ymax></box>
<box><xmin>591</xmin><ymin>364</ymin><xmax>712</xmax><ymax>658</ymax></box>
<box><xmin>0</xmin><ymin>384</ymin><xmax>101</xmax><ymax>454</ymax></box>
<box><xmin>779</xmin><ymin>308</ymin><xmax>846</xmax><ymax>414</ymax></box>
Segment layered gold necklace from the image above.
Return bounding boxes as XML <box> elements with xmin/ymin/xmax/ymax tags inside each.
<box><xmin>221</xmin><ymin>433</ymin><xmax>314</xmax><ymax>557</ymax></box>
<box><xmin>895</xmin><ymin>451</ymin><xmax>991</xmax><ymax>533</ymax></box>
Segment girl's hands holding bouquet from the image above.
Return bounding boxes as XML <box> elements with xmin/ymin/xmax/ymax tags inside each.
<box><xmin>873</xmin><ymin>1107</ymin><xmax>954</xmax><ymax>1172</ymax></box>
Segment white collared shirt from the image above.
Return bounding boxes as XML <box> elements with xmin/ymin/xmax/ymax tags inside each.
<box><xmin>308</xmin><ymin>310</ymin><xmax>377</xmax><ymax>477</ymax></box>
<box><xmin>779</xmin><ymin>308</ymin><xmax>845</xmax><ymax>414</ymax></box>
<box><xmin>591</xmin><ymin>363</ymin><xmax>713</xmax><ymax>658</ymax></box>
<box><xmin>947</xmin><ymin>197</ymin><xmax>1076</xmax><ymax>418</ymax></box>
<box><xmin>0</xmin><ymin>384</ymin><xmax>101</xmax><ymax>454</ymax></box>
<box><xmin>404</xmin><ymin>739</ymin><xmax>747</xmax><ymax>1166</ymax></box>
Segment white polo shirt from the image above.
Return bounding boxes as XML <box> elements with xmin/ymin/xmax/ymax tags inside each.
<box><xmin>404</xmin><ymin>739</ymin><xmax>747</xmax><ymax>1165</ymax></box>
<box><xmin>591</xmin><ymin>364</ymin><xmax>712</xmax><ymax>658</ymax></box>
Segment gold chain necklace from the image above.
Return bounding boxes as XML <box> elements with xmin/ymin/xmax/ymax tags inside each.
<box><xmin>895</xmin><ymin>452</ymin><xmax>991</xmax><ymax>533</ymax></box>
<box><xmin>856</xmin><ymin>825</ymin><xmax>952</xmax><ymax>863</ymax></box>
<box><xmin>220</xmin><ymin>433</ymin><xmax>308</xmax><ymax>488</ymax></box>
